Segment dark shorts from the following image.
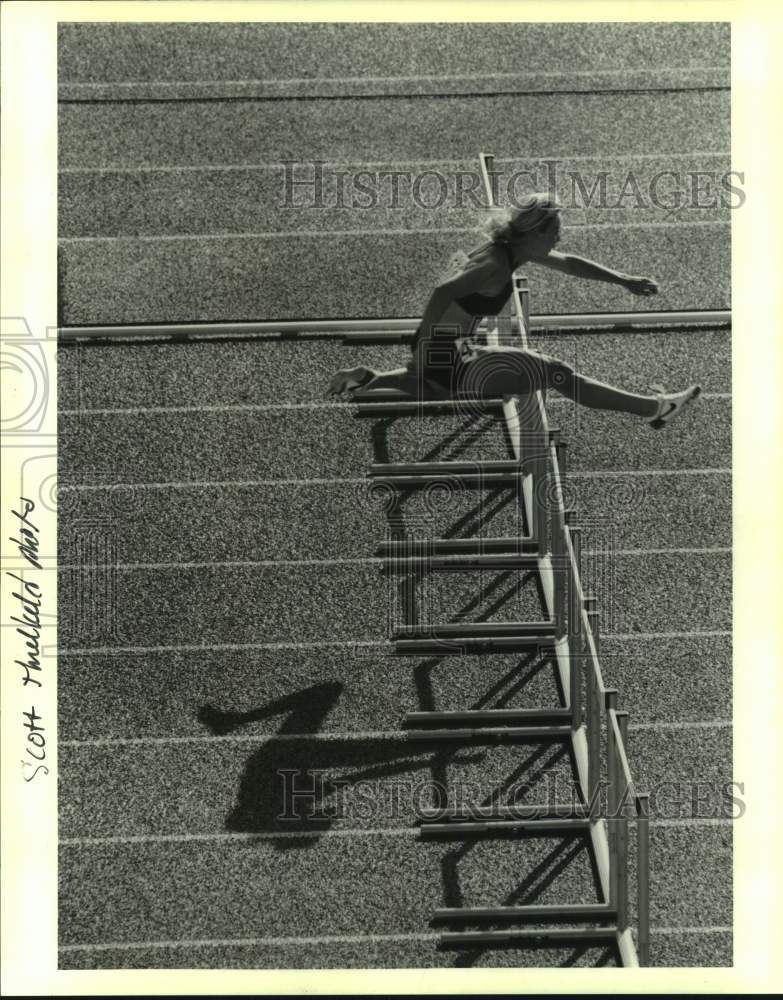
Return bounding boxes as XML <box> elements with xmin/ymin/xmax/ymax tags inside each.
<box><xmin>416</xmin><ymin>338</ymin><xmax>467</xmax><ymax>392</ymax></box>
<box><xmin>412</xmin><ymin>333</ymin><xmax>552</xmax><ymax>399</ymax></box>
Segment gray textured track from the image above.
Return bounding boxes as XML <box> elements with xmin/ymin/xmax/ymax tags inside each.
<box><xmin>59</xmin><ymin>92</ymin><xmax>728</xmax><ymax>169</ymax></box>
<box><xmin>57</xmin><ymin>20</ymin><xmax>731</xmax><ymax>968</ymax></box>
<box><xmin>58</xmin><ymin>637</ymin><xmax>731</xmax><ymax>742</ymax></box>
<box><xmin>59</xmin><ymin>397</ymin><xmax>728</xmax><ymax>480</ymax></box>
<box><xmin>58</xmin><ymin>22</ymin><xmax>729</xmax><ymax>91</ymax></box>
<box><xmin>59</xmin><ymin>825</ymin><xmax>730</xmax><ymax>942</ymax></box>
<box><xmin>60</xmin><ymin>154</ymin><xmax>731</xmax><ymax>238</ymax></box>
<box><xmin>57</xmin><ymin>329</ymin><xmax>730</xmax><ymax>407</ymax></box>
<box><xmin>60</xmin><ymin>225</ymin><xmax>729</xmax><ymax>324</ymax></box>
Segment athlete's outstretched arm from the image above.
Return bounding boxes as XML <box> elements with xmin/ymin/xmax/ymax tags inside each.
<box><xmin>527</xmin><ymin>250</ymin><xmax>659</xmax><ymax>296</ymax></box>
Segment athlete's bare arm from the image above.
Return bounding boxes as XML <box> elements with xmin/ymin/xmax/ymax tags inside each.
<box><xmin>526</xmin><ymin>250</ymin><xmax>659</xmax><ymax>297</ymax></box>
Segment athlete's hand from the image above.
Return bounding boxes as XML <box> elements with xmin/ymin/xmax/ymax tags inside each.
<box><xmin>624</xmin><ymin>275</ymin><xmax>659</xmax><ymax>297</ymax></box>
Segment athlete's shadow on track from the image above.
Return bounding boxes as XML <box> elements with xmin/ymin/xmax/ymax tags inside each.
<box><xmin>195</xmin><ymin>408</ymin><xmax>606</xmax><ymax>961</ymax></box>
<box><xmin>198</xmin><ymin>680</ymin><xmax>489</xmax><ymax>850</ymax></box>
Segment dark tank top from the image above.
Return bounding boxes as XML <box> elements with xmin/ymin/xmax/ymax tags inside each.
<box><xmin>410</xmin><ymin>240</ymin><xmax>516</xmax><ymax>353</ymax></box>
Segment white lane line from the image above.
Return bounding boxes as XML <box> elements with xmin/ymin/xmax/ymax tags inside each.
<box><xmin>62</xmin><ymin>67</ymin><xmax>728</xmax><ymax>88</ymax></box>
<box><xmin>59</xmin><ymin>926</ymin><xmax>730</xmax><ymax>953</ymax></box>
<box><xmin>582</xmin><ymin>547</ymin><xmax>730</xmax><ymax>556</ymax></box>
<box><xmin>59</xmin><ymin>816</ymin><xmax>733</xmax><ymax>848</ymax></box>
<box><xmin>60</xmin><ymin>393</ymin><xmax>731</xmax><ymax>417</ymax></box>
<box><xmin>60</xmin><ymin>401</ymin><xmax>397</xmax><ymax>416</ymax></box>
<box><xmin>61</xmin><ymin>220</ymin><xmax>730</xmax><ymax>243</ymax></box>
<box><xmin>629</xmin><ymin>720</ymin><xmax>731</xmax><ymax>730</ymax></box>
<box><xmin>59</xmin><ymin>557</ymin><xmax>387</xmax><ymax>570</ymax></box>
<box><xmin>55</xmin><ymin>546</ymin><xmax>732</xmax><ymax>571</ymax></box>
<box><xmin>61</xmin><ymin>719</ymin><xmax>731</xmax><ymax>749</ymax></box>
<box><xmin>59</xmin><ymin>477</ymin><xmax>373</xmax><ymax>490</ymax></box>
<box><xmin>59</xmin><ymin>931</ymin><xmax>441</xmax><ymax>952</ymax></box>
<box><xmin>57</xmin><ymin>630</ymin><xmax>731</xmax><ymax>656</ymax></box>
<box><xmin>56</xmin><ymin>469</ymin><xmax>733</xmax><ymax>491</ymax></box>
<box><xmin>57</xmin><ymin>548</ymin><xmax>733</xmax><ymax>573</ymax></box>
<box><xmin>59</xmin><ymin>150</ymin><xmax>732</xmax><ymax>175</ymax></box>
<box><xmin>58</xmin><ymin>927</ymin><xmax>730</xmax><ymax>954</ymax></box>
<box><xmin>547</xmin><ymin>393</ymin><xmax>730</xmax><ymax>404</ymax></box>
<box><xmin>604</xmin><ymin>631</ymin><xmax>731</xmax><ymax>638</ymax></box>
<box><xmin>567</xmin><ymin>469</ymin><xmax>731</xmax><ymax>479</ymax></box>
<box><xmin>650</xmin><ymin>926</ymin><xmax>732</xmax><ymax>935</ymax></box>
<box><xmin>650</xmin><ymin>819</ymin><xmax>733</xmax><ymax>827</ymax></box>
<box><xmin>58</xmin><ymin>639</ymin><xmax>385</xmax><ymax>655</ymax></box>
<box><xmin>61</xmin><ymin>730</ymin><xmax>410</xmax><ymax>747</ymax></box>
<box><xmin>56</xmin><ymin>550</ymin><xmax>731</xmax><ymax>571</ymax></box>
<box><xmin>60</xmin><ymin>227</ymin><xmax>480</xmax><ymax>243</ymax></box>
<box><xmin>60</xmin><ymin>828</ymin><xmax>420</xmax><ymax>847</ymax></box>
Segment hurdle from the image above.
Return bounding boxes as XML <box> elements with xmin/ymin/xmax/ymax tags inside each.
<box><xmin>481</xmin><ymin>151</ymin><xmax>650</xmax><ymax>964</ymax></box>
<box><xmin>364</xmin><ymin>150</ymin><xmax>651</xmax><ymax>966</ymax></box>
<box><xmin>59</xmin><ymin>312</ymin><xmax>730</xmax><ymax>342</ymax></box>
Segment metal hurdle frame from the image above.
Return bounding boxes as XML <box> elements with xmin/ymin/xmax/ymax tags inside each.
<box><xmin>478</xmin><ymin>151</ymin><xmax>651</xmax><ymax>966</ymax></box>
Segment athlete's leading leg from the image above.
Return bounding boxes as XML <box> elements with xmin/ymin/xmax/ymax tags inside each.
<box><xmin>540</xmin><ymin>353</ymin><xmax>701</xmax><ymax>424</ymax></box>
<box><xmin>547</xmin><ymin>358</ymin><xmax>659</xmax><ymax>417</ymax></box>
<box><xmin>459</xmin><ymin>345</ymin><xmax>700</xmax><ymax>425</ymax></box>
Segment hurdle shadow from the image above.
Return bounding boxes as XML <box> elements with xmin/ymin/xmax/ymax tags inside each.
<box><xmin>439</xmin><ymin>831</ymin><xmax>614</xmax><ymax>968</ymax></box>
<box><xmin>358</xmin><ymin>408</ymin><xmax>514</xmax><ymax>467</ymax></box>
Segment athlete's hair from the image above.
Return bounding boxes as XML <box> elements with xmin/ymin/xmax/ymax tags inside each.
<box><xmin>439</xmin><ymin>193</ymin><xmax>562</xmax><ymax>283</ymax></box>
<box><xmin>483</xmin><ymin>193</ymin><xmax>562</xmax><ymax>243</ymax></box>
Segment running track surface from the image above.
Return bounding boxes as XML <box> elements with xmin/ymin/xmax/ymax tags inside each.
<box><xmin>57</xmin><ymin>22</ymin><xmax>732</xmax><ymax>968</ymax></box>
